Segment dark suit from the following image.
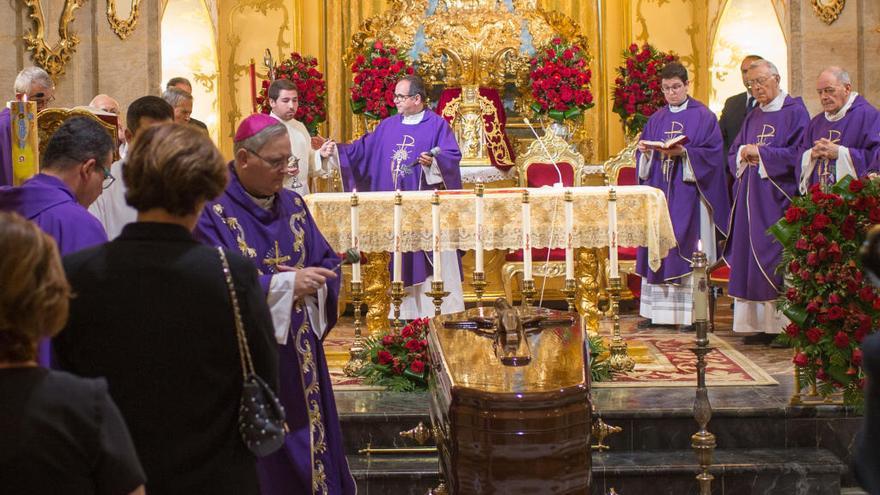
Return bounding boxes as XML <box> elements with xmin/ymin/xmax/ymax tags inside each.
<box><xmin>54</xmin><ymin>222</ymin><xmax>278</xmax><ymax>495</ymax></box>
<box><xmin>189</xmin><ymin>117</ymin><xmax>209</xmax><ymax>133</ymax></box>
<box><xmin>856</xmin><ymin>332</ymin><xmax>880</xmax><ymax>494</ymax></box>
<box><xmin>719</xmin><ymin>91</ymin><xmax>751</xmax><ymax>154</ymax></box>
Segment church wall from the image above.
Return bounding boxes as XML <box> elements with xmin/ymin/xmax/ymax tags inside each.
<box><xmin>0</xmin><ymin>0</ymin><xmax>162</xmax><ymax>119</ymax></box>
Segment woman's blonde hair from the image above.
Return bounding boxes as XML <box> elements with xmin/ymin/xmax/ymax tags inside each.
<box><xmin>124</xmin><ymin>123</ymin><xmax>228</xmax><ymax>216</ymax></box>
<box><xmin>0</xmin><ymin>212</ymin><xmax>70</xmax><ymax>363</ymax></box>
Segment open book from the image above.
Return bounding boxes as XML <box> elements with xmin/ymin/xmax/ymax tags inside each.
<box><xmin>641</xmin><ymin>134</ymin><xmax>689</xmax><ymax>151</ymax></box>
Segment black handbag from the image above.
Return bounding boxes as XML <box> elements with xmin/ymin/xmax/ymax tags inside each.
<box><xmin>218</xmin><ymin>247</ymin><xmax>288</xmax><ymax>457</ymax></box>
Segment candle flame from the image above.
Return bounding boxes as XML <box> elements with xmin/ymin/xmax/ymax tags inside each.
<box><xmin>697</xmin><ymin>239</ymin><xmax>703</xmax><ymax>252</ymax></box>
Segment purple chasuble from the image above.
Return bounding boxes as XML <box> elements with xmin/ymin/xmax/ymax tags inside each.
<box><xmin>0</xmin><ymin>173</ymin><xmax>108</xmax><ymax>367</ymax></box>
<box><xmin>194</xmin><ymin>164</ymin><xmax>354</xmax><ymax>495</ymax></box>
<box><xmin>337</xmin><ymin>110</ymin><xmax>463</xmax><ymax>287</ymax></box>
<box><xmin>724</xmin><ymin>95</ymin><xmax>810</xmax><ymax>302</ymax></box>
<box><xmin>798</xmin><ymin>95</ymin><xmax>880</xmax><ymax>189</ymax></box>
<box><xmin>635</xmin><ymin>98</ymin><xmax>731</xmax><ymax>283</ymax></box>
<box><xmin>0</xmin><ymin>108</ymin><xmax>11</xmax><ymax>187</ymax></box>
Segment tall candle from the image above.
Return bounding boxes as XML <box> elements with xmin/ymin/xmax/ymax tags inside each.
<box><xmin>693</xmin><ymin>240</ymin><xmax>709</xmax><ymax>323</ymax></box>
<box><xmin>431</xmin><ymin>192</ymin><xmax>442</xmax><ymax>282</ymax></box>
<box><xmin>393</xmin><ymin>191</ymin><xmax>403</xmax><ymax>283</ymax></box>
<box><xmin>608</xmin><ymin>187</ymin><xmax>619</xmax><ymax>278</ymax></box>
<box><xmin>8</xmin><ymin>100</ymin><xmax>38</xmax><ymax>186</ymax></box>
<box><xmin>474</xmin><ymin>183</ymin><xmax>484</xmax><ymax>273</ymax></box>
<box><xmin>564</xmin><ymin>189</ymin><xmax>574</xmax><ymax>280</ymax></box>
<box><xmin>350</xmin><ymin>190</ymin><xmax>361</xmax><ymax>283</ymax></box>
<box><xmin>522</xmin><ymin>190</ymin><xmax>533</xmax><ymax>281</ymax></box>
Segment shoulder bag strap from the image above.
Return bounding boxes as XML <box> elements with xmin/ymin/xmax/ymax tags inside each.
<box><xmin>217</xmin><ymin>246</ymin><xmax>257</xmax><ymax>379</ymax></box>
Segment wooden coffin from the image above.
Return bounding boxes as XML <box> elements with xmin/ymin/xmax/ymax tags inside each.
<box><xmin>428</xmin><ymin>306</ymin><xmax>591</xmax><ymax>494</ymax></box>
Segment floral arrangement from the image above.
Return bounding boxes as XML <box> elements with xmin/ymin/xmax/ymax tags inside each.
<box><xmin>357</xmin><ymin>318</ymin><xmax>430</xmax><ymax>392</ymax></box>
<box><xmin>771</xmin><ymin>176</ymin><xmax>880</xmax><ymax>406</ymax></box>
<box><xmin>611</xmin><ymin>42</ymin><xmax>678</xmax><ymax>136</ymax></box>
<box><xmin>350</xmin><ymin>40</ymin><xmax>415</xmax><ymax>120</ymax></box>
<box><xmin>256</xmin><ymin>52</ymin><xmax>327</xmax><ymax>136</ymax></box>
<box><xmin>528</xmin><ymin>36</ymin><xmax>594</xmax><ymax>123</ymax></box>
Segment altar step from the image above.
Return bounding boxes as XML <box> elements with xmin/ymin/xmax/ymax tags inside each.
<box><xmin>346</xmin><ymin>448</ymin><xmax>846</xmax><ymax>494</ymax></box>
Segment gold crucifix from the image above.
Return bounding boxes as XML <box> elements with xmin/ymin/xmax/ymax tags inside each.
<box><xmin>661</xmin><ymin>121</ymin><xmax>684</xmax><ymax>181</ymax></box>
<box><xmin>263</xmin><ymin>241</ymin><xmax>291</xmax><ymax>268</ymax></box>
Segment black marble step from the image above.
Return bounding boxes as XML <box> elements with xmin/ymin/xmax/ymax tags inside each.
<box><xmin>347</xmin><ymin>448</ymin><xmax>846</xmax><ymax>495</ymax></box>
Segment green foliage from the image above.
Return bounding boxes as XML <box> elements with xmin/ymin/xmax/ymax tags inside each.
<box><xmin>589</xmin><ymin>333</ymin><xmax>615</xmax><ymax>383</ymax></box>
<box><xmin>356</xmin><ymin>318</ymin><xmax>430</xmax><ymax>392</ymax></box>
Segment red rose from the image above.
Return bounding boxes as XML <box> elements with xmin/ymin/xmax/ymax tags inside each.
<box><xmin>806</xmin><ymin>252</ymin><xmax>819</xmax><ymax>266</ymax></box>
<box><xmin>827</xmin><ymin>305</ymin><xmax>845</xmax><ymax>320</ymax></box>
<box><xmin>377</xmin><ymin>350</ymin><xmax>393</xmax><ymax>365</ymax></box>
<box><xmin>401</xmin><ymin>324</ymin><xmax>415</xmax><ymax>338</ymax></box>
<box><xmin>853</xmin><ymin>348</ymin><xmax>864</xmax><ymax>366</ymax></box>
<box><xmin>552</xmin><ymin>37</ymin><xmax>562</xmax><ymax>45</ymax></box>
<box><xmin>410</xmin><ymin>359</ymin><xmax>425</xmax><ymax>374</ymax></box>
<box><xmin>859</xmin><ymin>286</ymin><xmax>875</xmax><ymax>302</ymax></box>
<box><xmin>806</xmin><ymin>327</ymin><xmax>823</xmax><ymax>344</ymax></box>
<box><xmin>811</xmin><ymin>233</ymin><xmax>827</xmax><ymax>247</ymax></box>
<box><xmin>793</xmin><ymin>352</ymin><xmax>809</xmax><ymax>367</ymax></box>
<box><xmin>795</xmin><ymin>238</ymin><xmax>810</xmax><ymax>250</ymax></box>
<box><xmin>405</xmin><ymin>338</ymin><xmax>422</xmax><ymax>352</ymax></box>
<box><xmin>811</xmin><ymin>214</ymin><xmax>831</xmax><ymax>230</ymax></box>
<box><xmin>849</xmin><ymin>179</ymin><xmax>865</xmax><ymax>192</ymax></box>
<box><xmin>833</xmin><ymin>331</ymin><xmax>850</xmax><ymax>348</ymax></box>
<box><xmin>786</xmin><ymin>287</ymin><xmax>799</xmax><ymax>301</ymax></box>
<box><xmin>828</xmin><ymin>293</ymin><xmax>842</xmax><ymax>304</ymax></box>
<box><xmin>816</xmin><ymin>368</ymin><xmax>828</xmax><ymax>381</ymax></box>
<box><xmin>871</xmin><ymin>207</ymin><xmax>880</xmax><ymax>224</ymax></box>
<box><xmin>806</xmin><ymin>301</ymin><xmax>820</xmax><ymax>313</ymax></box>
<box><xmin>374</xmin><ymin>40</ymin><xmax>384</xmax><ymax>50</ymax></box>
<box><xmin>785</xmin><ymin>323</ymin><xmax>800</xmax><ymax>338</ymax></box>
<box><xmin>382</xmin><ymin>335</ymin><xmax>395</xmax><ymax>346</ymax></box>
<box><xmin>789</xmin><ymin>260</ymin><xmax>801</xmax><ymax>273</ymax></box>
<box><xmin>785</xmin><ymin>207</ymin><xmax>805</xmax><ymax>223</ymax></box>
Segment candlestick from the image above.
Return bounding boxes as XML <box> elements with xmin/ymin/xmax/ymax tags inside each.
<box><xmin>522</xmin><ymin>189</ymin><xmax>532</xmax><ymax>281</ymax></box>
<box><xmin>249</xmin><ymin>58</ymin><xmax>257</xmax><ymax>114</ymax></box>
<box><xmin>472</xmin><ymin>271</ymin><xmax>487</xmax><ymax>306</ymax></box>
<box><xmin>474</xmin><ymin>182</ymin><xmax>485</xmax><ymax>273</ymax></box>
<box><xmin>343</xmin><ymin>281</ymin><xmax>366</xmax><ymax>376</ymax></box>
<box><xmin>391</xmin><ymin>281</ymin><xmax>405</xmax><ymax>334</ymax></box>
<box><xmin>521</xmin><ymin>278</ymin><xmax>536</xmax><ymax>308</ymax></box>
<box><xmin>350</xmin><ymin>190</ymin><xmax>361</xmax><ymax>283</ymax></box>
<box><xmin>607</xmin><ymin>276</ymin><xmax>635</xmax><ymax>372</ymax></box>
<box><xmin>692</xmin><ymin>247</ymin><xmax>708</xmax><ymax>325</ymax></box>
<box><xmin>392</xmin><ymin>191</ymin><xmax>403</xmax><ymax>283</ymax></box>
<box><xmin>564</xmin><ymin>189</ymin><xmax>574</xmax><ymax>280</ymax></box>
<box><xmin>562</xmin><ymin>278</ymin><xmax>577</xmax><ymax>313</ymax></box>
<box><xmin>691</xmin><ymin>280</ymin><xmax>716</xmax><ymax>495</ymax></box>
<box><xmin>608</xmin><ymin>187</ymin><xmax>619</xmax><ymax>278</ymax></box>
<box><xmin>425</xmin><ymin>280</ymin><xmax>449</xmax><ymax>316</ymax></box>
<box><xmin>431</xmin><ymin>192</ymin><xmax>442</xmax><ymax>283</ymax></box>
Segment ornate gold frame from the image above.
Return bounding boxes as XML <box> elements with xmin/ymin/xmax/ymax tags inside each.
<box><xmin>106</xmin><ymin>0</ymin><xmax>142</xmax><ymax>40</ymax></box>
<box><xmin>811</xmin><ymin>0</ymin><xmax>845</xmax><ymax>25</ymax></box>
<box><xmin>21</xmin><ymin>0</ymin><xmax>85</xmax><ymax>80</ymax></box>
<box><xmin>37</xmin><ymin>108</ymin><xmax>120</xmax><ymax>160</ymax></box>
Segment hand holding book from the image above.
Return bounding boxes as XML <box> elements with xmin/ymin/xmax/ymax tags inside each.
<box><xmin>639</xmin><ymin>134</ymin><xmax>689</xmax><ymax>151</ymax></box>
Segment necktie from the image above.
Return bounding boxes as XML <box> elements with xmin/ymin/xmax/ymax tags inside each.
<box><xmin>746</xmin><ymin>96</ymin><xmax>756</xmax><ymax>113</ymax></box>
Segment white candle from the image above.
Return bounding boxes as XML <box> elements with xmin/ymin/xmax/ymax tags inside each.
<box><xmin>608</xmin><ymin>187</ymin><xmax>619</xmax><ymax>278</ymax></box>
<box><xmin>693</xmin><ymin>240</ymin><xmax>708</xmax><ymax>322</ymax></box>
<box><xmin>393</xmin><ymin>190</ymin><xmax>403</xmax><ymax>283</ymax></box>
<box><xmin>350</xmin><ymin>190</ymin><xmax>361</xmax><ymax>283</ymax></box>
<box><xmin>522</xmin><ymin>190</ymin><xmax>532</xmax><ymax>281</ymax></box>
<box><xmin>431</xmin><ymin>192</ymin><xmax>442</xmax><ymax>282</ymax></box>
<box><xmin>474</xmin><ymin>183</ymin><xmax>484</xmax><ymax>273</ymax></box>
<box><xmin>564</xmin><ymin>189</ymin><xmax>574</xmax><ymax>280</ymax></box>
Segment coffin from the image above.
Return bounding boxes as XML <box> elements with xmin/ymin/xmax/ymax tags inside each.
<box><xmin>428</xmin><ymin>306</ymin><xmax>592</xmax><ymax>494</ymax></box>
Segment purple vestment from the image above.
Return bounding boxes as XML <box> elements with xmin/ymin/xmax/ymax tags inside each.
<box><xmin>634</xmin><ymin>98</ymin><xmax>731</xmax><ymax>283</ymax></box>
<box><xmin>1</xmin><ymin>108</ymin><xmax>13</xmax><ymax>187</ymax></box>
<box><xmin>798</xmin><ymin>95</ymin><xmax>880</xmax><ymax>189</ymax></box>
<box><xmin>724</xmin><ymin>95</ymin><xmax>810</xmax><ymax>301</ymax></box>
<box><xmin>0</xmin><ymin>173</ymin><xmax>108</xmax><ymax>367</ymax></box>
<box><xmin>194</xmin><ymin>164</ymin><xmax>354</xmax><ymax>495</ymax></box>
<box><xmin>337</xmin><ymin>110</ymin><xmax>462</xmax><ymax>287</ymax></box>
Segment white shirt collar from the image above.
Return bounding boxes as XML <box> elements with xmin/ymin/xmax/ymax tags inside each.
<box><xmin>824</xmin><ymin>92</ymin><xmax>858</xmax><ymax>122</ymax></box>
<box><xmin>760</xmin><ymin>91</ymin><xmax>787</xmax><ymax>112</ymax></box>
<box><xmin>244</xmin><ymin>189</ymin><xmax>275</xmax><ymax>210</ymax></box>
<box><xmin>270</xmin><ymin>112</ymin><xmax>291</xmax><ymax>126</ymax></box>
<box><xmin>668</xmin><ymin>98</ymin><xmax>689</xmax><ymax>114</ymax></box>
<box><xmin>402</xmin><ymin>110</ymin><xmax>425</xmax><ymax>125</ymax></box>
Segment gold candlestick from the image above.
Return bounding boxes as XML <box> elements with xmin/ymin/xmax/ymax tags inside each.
<box><xmin>521</xmin><ymin>278</ymin><xmax>536</xmax><ymax>308</ymax></box>
<box><xmin>472</xmin><ymin>271</ymin><xmax>487</xmax><ymax>306</ymax></box>
<box><xmin>691</xmin><ymin>247</ymin><xmax>715</xmax><ymax>495</ymax></box>
<box><xmin>425</xmin><ymin>280</ymin><xmax>450</xmax><ymax>316</ymax></box>
<box><xmin>391</xmin><ymin>281</ymin><xmax>405</xmax><ymax>333</ymax></box>
<box><xmin>562</xmin><ymin>278</ymin><xmax>577</xmax><ymax>313</ymax></box>
<box><xmin>343</xmin><ymin>281</ymin><xmax>366</xmax><ymax>376</ymax></box>
<box><xmin>607</xmin><ymin>276</ymin><xmax>635</xmax><ymax>372</ymax></box>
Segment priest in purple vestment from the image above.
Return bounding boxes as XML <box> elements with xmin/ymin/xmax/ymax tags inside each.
<box><xmin>332</xmin><ymin>74</ymin><xmax>464</xmax><ymax>318</ymax></box>
<box><xmin>635</xmin><ymin>62</ymin><xmax>731</xmax><ymax>327</ymax></box>
<box><xmin>798</xmin><ymin>66</ymin><xmax>880</xmax><ymax>193</ymax></box>
<box><xmin>1</xmin><ymin>67</ymin><xmax>57</xmax><ymax>187</ymax></box>
<box><xmin>0</xmin><ymin>116</ymin><xmax>112</xmax><ymax>366</ymax></box>
<box><xmin>194</xmin><ymin>114</ymin><xmax>354</xmax><ymax>495</ymax></box>
<box><xmin>723</xmin><ymin>59</ymin><xmax>810</xmax><ymax>344</ymax></box>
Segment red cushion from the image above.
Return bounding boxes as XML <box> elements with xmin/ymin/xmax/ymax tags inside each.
<box><xmin>505</xmin><ymin>248</ymin><xmax>567</xmax><ymax>262</ymax></box>
<box><xmin>617</xmin><ymin>166</ymin><xmax>637</xmax><ymax>186</ymax></box>
<box><xmin>526</xmin><ymin>162</ymin><xmax>575</xmax><ymax>187</ymax></box>
<box><xmin>709</xmin><ymin>263</ymin><xmax>730</xmax><ymax>283</ymax></box>
<box><xmin>618</xmin><ymin>246</ymin><xmax>638</xmax><ymax>260</ymax></box>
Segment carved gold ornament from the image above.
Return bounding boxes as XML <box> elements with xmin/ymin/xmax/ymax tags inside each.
<box><xmin>811</xmin><ymin>0</ymin><xmax>845</xmax><ymax>25</ymax></box>
<box><xmin>21</xmin><ymin>0</ymin><xmax>86</xmax><ymax>79</ymax></box>
<box><xmin>106</xmin><ymin>0</ymin><xmax>142</xmax><ymax>40</ymax></box>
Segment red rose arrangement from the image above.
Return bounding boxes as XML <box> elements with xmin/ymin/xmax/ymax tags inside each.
<box><xmin>771</xmin><ymin>176</ymin><xmax>880</xmax><ymax>406</ymax></box>
<box><xmin>528</xmin><ymin>36</ymin><xmax>594</xmax><ymax>123</ymax></box>
<box><xmin>350</xmin><ymin>40</ymin><xmax>415</xmax><ymax>120</ymax></box>
<box><xmin>256</xmin><ymin>52</ymin><xmax>327</xmax><ymax>136</ymax></box>
<box><xmin>358</xmin><ymin>318</ymin><xmax>430</xmax><ymax>391</ymax></box>
<box><xmin>612</xmin><ymin>42</ymin><xmax>678</xmax><ymax>136</ymax></box>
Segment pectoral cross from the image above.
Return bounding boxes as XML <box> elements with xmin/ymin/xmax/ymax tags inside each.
<box><xmin>263</xmin><ymin>241</ymin><xmax>291</xmax><ymax>269</ymax></box>
<box><xmin>661</xmin><ymin>121</ymin><xmax>684</xmax><ymax>181</ymax></box>
<box><xmin>818</xmin><ymin>130</ymin><xmax>842</xmax><ymax>188</ymax></box>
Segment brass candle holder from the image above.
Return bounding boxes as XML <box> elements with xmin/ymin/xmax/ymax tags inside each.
<box><xmin>562</xmin><ymin>278</ymin><xmax>577</xmax><ymax>313</ymax></box>
<box><xmin>607</xmin><ymin>276</ymin><xmax>635</xmax><ymax>372</ymax></box>
<box><xmin>425</xmin><ymin>280</ymin><xmax>450</xmax><ymax>316</ymax></box>
<box><xmin>520</xmin><ymin>278</ymin><xmax>536</xmax><ymax>308</ymax></box>
<box><xmin>343</xmin><ymin>281</ymin><xmax>366</xmax><ymax>376</ymax></box>
<box><xmin>391</xmin><ymin>281</ymin><xmax>404</xmax><ymax>334</ymax></box>
<box><xmin>691</xmin><ymin>248</ymin><xmax>715</xmax><ymax>495</ymax></box>
<box><xmin>471</xmin><ymin>271</ymin><xmax>487</xmax><ymax>306</ymax></box>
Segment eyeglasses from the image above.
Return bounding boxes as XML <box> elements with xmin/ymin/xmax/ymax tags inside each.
<box><xmin>101</xmin><ymin>165</ymin><xmax>115</xmax><ymax>189</ymax></box>
<box><xmin>246</xmin><ymin>149</ymin><xmax>295</xmax><ymax>171</ymax></box>
<box><xmin>745</xmin><ymin>75</ymin><xmax>777</xmax><ymax>89</ymax></box>
<box><xmin>29</xmin><ymin>92</ymin><xmax>55</xmax><ymax>106</ymax></box>
<box><xmin>393</xmin><ymin>93</ymin><xmax>416</xmax><ymax>101</ymax></box>
<box><xmin>661</xmin><ymin>83</ymin><xmax>686</xmax><ymax>93</ymax></box>
<box><xmin>816</xmin><ymin>86</ymin><xmax>844</xmax><ymax>96</ymax></box>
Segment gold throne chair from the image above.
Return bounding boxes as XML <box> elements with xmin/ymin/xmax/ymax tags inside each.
<box><xmin>37</xmin><ymin>108</ymin><xmax>120</xmax><ymax>160</ymax></box>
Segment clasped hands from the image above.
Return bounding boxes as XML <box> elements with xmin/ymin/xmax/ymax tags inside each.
<box><xmin>810</xmin><ymin>138</ymin><xmax>840</xmax><ymax>160</ymax></box>
<box><xmin>277</xmin><ymin>265</ymin><xmax>338</xmax><ymax>298</ymax></box>
<box><xmin>740</xmin><ymin>144</ymin><xmax>761</xmax><ymax>166</ymax></box>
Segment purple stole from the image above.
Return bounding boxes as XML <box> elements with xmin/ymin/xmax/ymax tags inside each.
<box><xmin>724</xmin><ymin>95</ymin><xmax>810</xmax><ymax>301</ymax></box>
<box><xmin>634</xmin><ymin>98</ymin><xmax>731</xmax><ymax>283</ymax></box>
<box><xmin>194</xmin><ymin>164</ymin><xmax>353</xmax><ymax>495</ymax></box>
<box><xmin>337</xmin><ymin>110</ymin><xmax>463</xmax><ymax>287</ymax></box>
